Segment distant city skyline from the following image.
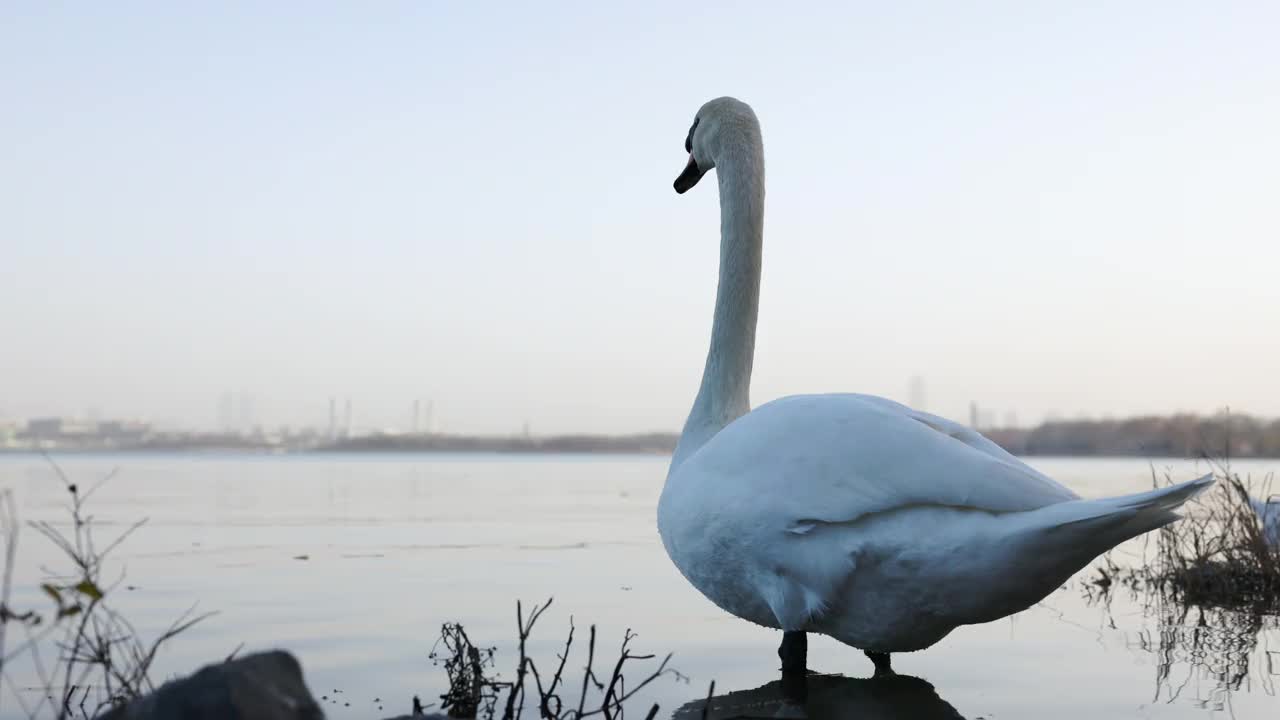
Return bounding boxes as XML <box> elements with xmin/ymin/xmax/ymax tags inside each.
<box><xmin>4</xmin><ymin>3</ymin><xmax>1279</xmax><ymax>433</ymax></box>
<box><xmin>0</xmin><ymin>383</ymin><xmax>1259</xmax><ymax>436</ymax></box>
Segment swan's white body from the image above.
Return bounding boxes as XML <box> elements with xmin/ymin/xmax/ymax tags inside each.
<box><xmin>657</xmin><ymin>97</ymin><xmax>1213</xmax><ymax>655</ymax></box>
<box><xmin>1248</xmin><ymin>496</ymin><xmax>1280</xmax><ymax>547</ymax></box>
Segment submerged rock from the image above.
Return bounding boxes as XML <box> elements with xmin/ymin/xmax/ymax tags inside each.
<box><xmin>673</xmin><ymin>672</ymin><xmax>967</xmax><ymax>720</ymax></box>
<box><xmin>97</xmin><ymin>650</ymin><xmax>323</xmax><ymax>720</ymax></box>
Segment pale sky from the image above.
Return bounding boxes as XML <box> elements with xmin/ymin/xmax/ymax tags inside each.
<box><xmin>3</xmin><ymin>2</ymin><xmax>1279</xmax><ymax>434</ymax></box>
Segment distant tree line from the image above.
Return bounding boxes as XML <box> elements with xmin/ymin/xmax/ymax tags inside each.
<box><xmin>983</xmin><ymin>413</ymin><xmax>1280</xmax><ymax>458</ymax></box>
<box><xmin>11</xmin><ymin>413</ymin><xmax>1277</xmax><ymax>459</ymax></box>
<box><xmin>326</xmin><ymin>412</ymin><xmax>1280</xmax><ymax>459</ymax></box>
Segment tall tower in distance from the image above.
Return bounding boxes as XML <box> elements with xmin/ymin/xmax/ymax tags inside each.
<box><xmin>343</xmin><ymin>398</ymin><xmax>352</xmax><ymax>438</ymax></box>
<box><xmin>237</xmin><ymin>391</ymin><xmax>253</xmax><ymax>435</ymax></box>
<box><xmin>969</xmin><ymin>401</ymin><xmax>979</xmax><ymax>429</ymax></box>
<box><xmin>218</xmin><ymin>392</ymin><xmax>235</xmax><ymax>433</ymax></box>
<box><xmin>328</xmin><ymin>397</ymin><xmax>337</xmax><ymax>440</ymax></box>
<box><xmin>412</xmin><ymin>399</ymin><xmax>421</xmax><ymax>434</ymax></box>
<box><xmin>908</xmin><ymin>375</ymin><xmax>927</xmax><ymax>411</ymax></box>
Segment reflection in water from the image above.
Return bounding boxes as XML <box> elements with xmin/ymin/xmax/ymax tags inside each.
<box><xmin>1141</xmin><ymin>603</ymin><xmax>1276</xmax><ymax>703</ymax></box>
<box><xmin>671</xmin><ymin>673</ymin><xmax>965</xmax><ymax>720</ymax></box>
<box><xmin>1081</xmin><ymin>580</ymin><xmax>1280</xmax><ymax>709</ymax></box>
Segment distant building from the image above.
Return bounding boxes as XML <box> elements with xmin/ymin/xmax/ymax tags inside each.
<box><xmin>25</xmin><ymin>418</ymin><xmax>59</xmax><ymax>436</ymax></box>
<box><xmin>22</xmin><ymin>418</ymin><xmax>94</xmax><ymax>445</ymax></box>
<box><xmin>0</xmin><ymin>420</ymin><xmax>18</xmax><ymax>448</ymax></box>
<box><xmin>17</xmin><ymin>417</ymin><xmax>151</xmax><ymax>448</ymax></box>
<box><xmin>238</xmin><ymin>392</ymin><xmax>254</xmax><ymax>432</ymax></box>
<box><xmin>908</xmin><ymin>376</ymin><xmax>927</xmax><ymax>411</ymax></box>
<box><xmin>218</xmin><ymin>392</ymin><xmax>236</xmax><ymax>432</ymax></box>
<box><xmin>95</xmin><ymin>420</ymin><xmax>150</xmax><ymax>444</ymax></box>
<box><xmin>328</xmin><ymin>397</ymin><xmax>337</xmax><ymax>440</ymax></box>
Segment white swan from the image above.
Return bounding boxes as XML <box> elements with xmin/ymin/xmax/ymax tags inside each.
<box><xmin>656</xmin><ymin>96</ymin><xmax>1214</xmax><ymax>676</ymax></box>
<box><xmin>1248</xmin><ymin>495</ymin><xmax>1280</xmax><ymax>546</ymax></box>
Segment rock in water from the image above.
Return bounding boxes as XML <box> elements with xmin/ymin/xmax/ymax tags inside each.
<box><xmin>97</xmin><ymin>650</ymin><xmax>323</xmax><ymax>720</ymax></box>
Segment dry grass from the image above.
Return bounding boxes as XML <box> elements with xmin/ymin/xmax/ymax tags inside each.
<box><xmin>1087</xmin><ymin>459</ymin><xmax>1279</xmax><ymax>614</ymax></box>
<box><xmin>0</xmin><ymin>456</ymin><xmax>212</xmax><ymax>719</ymax></box>
<box><xmin>426</xmin><ymin>598</ymin><xmax>687</xmax><ymax>720</ymax></box>
<box><xmin>1148</xmin><ymin>462</ymin><xmax>1278</xmax><ymax>611</ymax></box>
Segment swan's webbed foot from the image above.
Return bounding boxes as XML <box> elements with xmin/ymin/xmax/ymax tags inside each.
<box><xmin>864</xmin><ymin>650</ymin><xmax>894</xmax><ymax>676</ymax></box>
<box><xmin>778</xmin><ymin>631</ymin><xmax>807</xmax><ymax>676</ymax></box>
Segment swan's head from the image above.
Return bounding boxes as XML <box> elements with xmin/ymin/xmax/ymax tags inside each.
<box><xmin>674</xmin><ymin>96</ymin><xmax>760</xmax><ymax>194</ymax></box>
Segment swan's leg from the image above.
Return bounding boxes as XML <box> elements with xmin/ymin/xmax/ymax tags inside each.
<box><xmin>779</xmin><ymin>668</ymin><xmax>808</xmax><ymax>704</ymax></box>
<box><xmin>864</xmin><ymin>650</ymin><xmax>893</xmax><ymax>676</ymax></box>
<box><xmin>778</xmin><ymin>631</ymin><xmax>807</xmax><ymax>675</ymax></box>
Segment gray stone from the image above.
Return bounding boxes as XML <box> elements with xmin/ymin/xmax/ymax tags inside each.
<box><xmin>97</xmin><ymin>650</ymin><xmax>324</xmax><ymax>720</ymax></box>
<box><xmin>673</xmin><ymin>672</ymin><xmax>966</xmax><ymax>719</ymax></box>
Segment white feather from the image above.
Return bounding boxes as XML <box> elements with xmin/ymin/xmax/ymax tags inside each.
<box><xmin>1248</xmin><ymin>495</ymin><xmax>1280</xmax><ymax>546</ymax></box>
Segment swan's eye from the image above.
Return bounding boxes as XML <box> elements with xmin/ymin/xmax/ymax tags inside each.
<box><xmin>685</xmin><ymin>117</ymin><xmax>700</xmax><ymax>154</ymax></box>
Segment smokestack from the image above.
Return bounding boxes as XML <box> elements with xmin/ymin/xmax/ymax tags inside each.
<box><xmin>908</xmin><ymin>375</ymin><xmax>926</xmax><ymax>411</ymax></box>
<box><xmin>328</xmin><ymin>397</ymin><xmax>336</xmax><ymax>440</ymax></box>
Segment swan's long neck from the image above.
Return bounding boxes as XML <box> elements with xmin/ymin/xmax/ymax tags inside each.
<box><xmin>670</xmin><ymin>141</ymin><xmax>765</xmax><ymax>471</ymax></box>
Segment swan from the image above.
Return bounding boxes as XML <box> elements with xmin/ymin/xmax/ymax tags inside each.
<box><xmin>656</xmin><ymin>96</ymin><xmax>1214</xmax><ymax>676</ymax></box>
<box><xmin>1247</xmin><ymin>494</ymin><xmax>1279</xmax><ymax>546</ymax></box>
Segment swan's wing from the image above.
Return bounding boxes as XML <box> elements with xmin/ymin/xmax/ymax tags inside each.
<box><xmin>677</xmin><ymin>393</ymin><xmax>1078</xmax><ymax>528</ymax></box>
<box><xmin>854</xmin><ymin>395</ymin><xmax>1038</xmax><ymax>474</ymax></box>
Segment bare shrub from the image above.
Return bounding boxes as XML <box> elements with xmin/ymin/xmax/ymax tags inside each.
<box><xmin>0</xmin><ymin>456</ymin><xmax>212</xmax><ymax>719</ymax></box>
<box><xmin>428</xmin><ymin>598</ymin><xmax>685</xmax><ymax>720</ymax></box>
<box><xmin>1144</xmin><ymin>461</ymin><xmax>1279</xmax><ymax>611</ymax></box>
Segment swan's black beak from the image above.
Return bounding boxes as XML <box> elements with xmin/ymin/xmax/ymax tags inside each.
<box><xmin>674</xmin><ymin>154</ymin><xmax>706</xmax><ymax>194</ymax></box>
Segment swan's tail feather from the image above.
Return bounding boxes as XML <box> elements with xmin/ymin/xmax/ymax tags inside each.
<box><xmin>1040</xmin><ymin>472</ymin><xmax>1214</xmax><ymax>542</ymax></box>
<box><xmin>965</xmin><ymin>474</ymin><xmax>1214</xmax><ymax>624</ymax></box>
<box><xmin>1039</xmin><ymin>468</ymin><xmax>1208</xmax><ymax>530</ymax></box>
<box><xmin>1111</xmin><ymin>472</ymin><xmax>1215</xmax><ymax>514</ymax></box>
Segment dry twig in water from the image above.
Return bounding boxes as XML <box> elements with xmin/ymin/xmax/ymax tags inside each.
<box><xmin>430</xmin><ymin>597</ymin><xmax>685</xmax><ymax>719</ymax></box>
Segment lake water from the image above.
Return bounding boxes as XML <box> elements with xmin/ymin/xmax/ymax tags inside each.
<box><xmin>0</xmin><ymin>454</ymin><xmax>1277</xmax><ymax>719</ymax></box>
